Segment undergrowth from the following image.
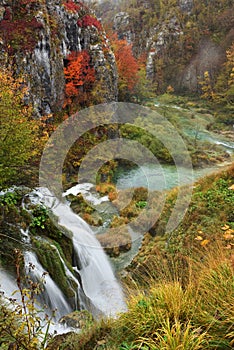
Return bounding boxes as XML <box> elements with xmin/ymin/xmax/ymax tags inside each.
<box><xmin>52</xmin><ymin>165</ymin><xmax>234</xmax><ymax>349</ymax></box>
<box><xmin>49</xmin><ymin>242</ymin><xmax>234</xmax><ymax>350</ymax></box>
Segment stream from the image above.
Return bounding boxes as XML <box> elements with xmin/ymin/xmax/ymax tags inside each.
<box><xmin>114</xmin><ymin>161</ymin><xmax>233</xmax><ymax>191</ymax></box>
<box><xmin>115</xmin><ymin>101</ymin><xmax>234</xmax><ymax>190</ymax></box>
<box><xmin>0</xmin><ymin>101</ymin><xmax>233</xmax><ymax>336</ymax></box>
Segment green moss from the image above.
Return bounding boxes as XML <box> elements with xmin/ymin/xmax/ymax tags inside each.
<box><xmin>31</xmin><ymin>237</ymin><xmax>75</xmax><ymax>299</ymax></box>
<box><xmin>70</xmin><ymin>194</ymin><xmax>95</xmax><ymax>215</ymax></box>
<box><xmin>132</xmin><ymin>164</ymin><xmax>234</xmax><ymax>267</ymax></box>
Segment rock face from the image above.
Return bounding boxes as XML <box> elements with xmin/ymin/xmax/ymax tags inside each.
<box><xmin>105</xmin><ymin>0</ymin><xmax>232</xmax><ymax>94</ymax></box>
<box><xmin>113</xmin><ymin>12</ymin><xmax>134</xmax><ymax>44</ymax></box>
<box><xmin>59</xmin><ymin>310</ymin><xmax>93</xmax><ymax>328</ymax></box>
<box><xmin>0</xmin><ymin>0</ymin><xmax>117</xmax><ymax>116</ymax></box>
<box><xmin>146</xmin><ymin>16</ymin><xmax>184</xmax><ymax>81</ymax></box>
<box><xmin>179</xmin><ymin>0</ymin><xmax>193</xmax><ymax>13</ymax></box>
<box><xmin>178</xmin><ymin>38</ymin><xmax>226</xmax><ymax>92</ymax></box>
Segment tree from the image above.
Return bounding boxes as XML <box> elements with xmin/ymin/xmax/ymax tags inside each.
<box><xmin>111</xmin><ymin>34</ymin><xmax>139</xmax><ymax>101</ymax></box>
<box><xmin>0</xmin><ymin>69</ymin><xmax>39</xmax><ymax>188</ymax></box>
<box><xmin>214</xmin><ymin>43</ymin><xmax>234</xmax><ymax>105</ymax></box>
<box><xmin>132</xmin><ymin>54</ymin><xmax>155</xmax><ymax>102</ymax></box>
<box><xmin>63</xmin><ymin>50</ymin><xmax>96</xmax><ymax>111</ymax></box>
<box><xmin>199</xmin><ymin>71</ymin><xmax>214</xmax><ymax>100</ymax></box>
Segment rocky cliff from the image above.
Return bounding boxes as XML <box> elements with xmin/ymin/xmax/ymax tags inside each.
<box><xmin>103</xmin><ymin>0</ymin><xmax>233</xmax><ymax>94</ymax></box>
<box><xmin>0</xmin><ymin>0</ymin><xmax>117</xmax><ymax>116</ymax></box>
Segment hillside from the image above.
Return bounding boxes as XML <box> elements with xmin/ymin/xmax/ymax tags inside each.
<box><xmin>46</xmin><ymin>164</ymin><xmax>234</xmax><ymax>349</ymax></box>
<box><xmin>0</xmin><ymin>0</ymin><xmax>233</xmax><ymax>349</ymax></box>
<box><xmin>96</xmin><ymin>0</ymin><xmax>234</xmax><ymax>126</ymax></box>
<box><xmin>98</xmin><ymin>0</ymin><xmax>233</xmax><ymax>91</ymax></box>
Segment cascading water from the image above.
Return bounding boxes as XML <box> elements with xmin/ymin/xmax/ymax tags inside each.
<box><xmin>24</xmin><ymin>251</ymin><xmax>72</xmax><ymax>320</ymax></box>
<box><xmin>30</xmin><ymin>188</ymin><xmax>127</xmax><ymax>317</ymax></box>
<box><xmin>0</xmin><ymin>263</ymin><xmax>75</xmax><ymax>336</ymax></box>
<box><xmin>0</xmin><ymin>269</ymin><xmax>18</xmax><ymax>300</ymax></box>
<box><xmin>63</xmin><ymin>183</ymin><xmax>109</xmax><ymax>206</ymax></box>
<box><xmin>48</xmin><ymin>242</ymin><xmax>83</xmax><ymax>311</ymax></box>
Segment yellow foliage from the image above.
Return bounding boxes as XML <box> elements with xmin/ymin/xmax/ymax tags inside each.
<box><xmin>221</xmin><ymin>224</ymin><xmax>230</xmax><ymax>230</ymax></box>
<box><xmin>0</xmin><ymin>68</ymin><xmax>49</xmax><ymax>188</ymax></box>
<box><xmin>200</xmin><ymin>239</ymin><xmax>210</xmax><ymax>246</ymax></box>
<box><xmin>195</xmin><ymin>235</ymin><xmax>203</xmax><ymax>241</ymax></box>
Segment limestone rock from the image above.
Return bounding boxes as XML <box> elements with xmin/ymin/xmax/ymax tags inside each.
<box><xmin>179</xmin><ymin>0</ymin><xmax>193</xmax><ymax>13</ymax></box>
<box><xmin>178</xmin><ymin>38</ymin><xmax>226</xmax><ymax>92</ymax></box>
<box><xmin>0</xmin><ymin>0</ymin><xmax>118</xmax><ymax>116</ymax></box>
<box><xmin>146</xmin><ymin>16</ymin><xmax>183</xmax><ymax>80</ymax></box>
<box><xmin>114</xmin><ymin>12</ymin><xmax>134</xmax><ymax>44</ymax></box>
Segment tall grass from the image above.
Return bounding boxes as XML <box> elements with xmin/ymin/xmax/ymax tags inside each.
<box><xmin>47</xmin><ymin>244</ymin><xmax>234</xmax><ymax>349</ymax></box>
<box><xmin>192</xmin><ymin>248</ymin><xmax>234</xmax><ymax>348</ymax></box>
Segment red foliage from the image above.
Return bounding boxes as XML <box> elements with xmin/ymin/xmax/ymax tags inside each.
<box><xmin>0</xmin><ymin>2</ymin><xmax>43</xmax><ymax>54</ymax></box>
<box><xmin>63</xmin><ymin>0</ymin><xmax>81</xmax><ymax>13</ymax></box>
<box><xmin>0</xmin><ymin>18</ymin><xmax>43</xmax><ymax>53</ymax></box>
<box><xmin>111</xmin><ymin>35</ymin><xmax>139</xmax><ymax>91</ymax></box>
<box><xmin>64</xmin><ymin>50</ymin><xmax>96</xmax><ymax>107</ymax></box>
<box><xmin>3</xmin><ymin>7</ymin><xmax>11</xmax><ymax>20</ymax></box>
<box><xmin>77</xmin><ymin>15</ymin><xmax>102</xmax><ymax>31</ymax></box>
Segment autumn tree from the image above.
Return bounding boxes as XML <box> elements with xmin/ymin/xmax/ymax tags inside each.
<box><xmin>214</xmin><ymin>43</ymin><xmax>234</xmax><ymax>105</ymax></box>
<box><xmin>111</xmin><ymin>34</ymin><xmax>139</xmax><ymax>101</ymax></box>
<box><xmin>63</xmin><ymin>50</ymin><xmax>96</xmax><ymax>111</ymax></box>
<box><xmin>199</xmin><ymin>71</ymin><xmax>214</xmax><ymax>100</ymax></box>
<box><xmin>0</xmin><ymin>69</ymin><xmax>40</xmax><ymax>188</ymax></box>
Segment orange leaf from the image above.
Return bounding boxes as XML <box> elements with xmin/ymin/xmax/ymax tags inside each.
<box><xmin>200</xmin><ymin>239</ymin><xmax>210</xmax><ymax>246</ymax></box>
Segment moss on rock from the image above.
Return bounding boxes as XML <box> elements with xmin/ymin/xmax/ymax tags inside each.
<box><xmin>31</xmin><ymin>237</ymin><xmax>75</xmax><ymax>300</ymax></box>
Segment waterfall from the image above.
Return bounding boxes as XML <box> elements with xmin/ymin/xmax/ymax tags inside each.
<box><xmin>30</xmin><ymin>188</ymin><xmax>127</xmax><ymax>317</ymax></box>
<box><xmin>24</xmin><ymin>251</ymin><xmax>72</xmax><ymax>320</ymax></box>
<box><xmin>63</xmin><ymin>183</ymin><xmax>109</xmax><ymax>206</ymax></box>
<box><xmin>0</xmin><ymin>269</ymin><xmax>18</xmax><ymax>300</ymax></box>
<box><xmin>0</xmin><ymin>264</ymin><xmax>75</xmax><ymax>336</ymax></box>
<box><xmin>48</xmin><ymin>242</ymin><xmax>81</xmax><ymax>310</ymax></box>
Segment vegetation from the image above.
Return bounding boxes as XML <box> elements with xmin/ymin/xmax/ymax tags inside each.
<box><xmin>0</xmin><ymin>0</ymin><xmax>234</xmax><ymax>349</ymax></box>
<box><xmin>110</xmin><ymin>34</ymin><xmax>140</xmax><ymax>101</ymax></box>
<box><xmin>0</xmin><ymin>250</ymin><xmax>52</xmax><ymax>350</ymax></box>
<box><xmin>46</xmin><ymin>164</ymin><xmax>234</xmax><ymax>349</ymax></box>
<box><xmin>0</xmin><ymin>0</ymin><xmax>43</xmax><ymax>55</ymax></box>
<box><xmin>63</xmin><ymin>50</ymin><xmax>96</xmax><ymax>112</ymax></box>
<box><xmin>0</xmin><ymin>69</ymin><xmax>40</xmax><ymax>189</ymax></box>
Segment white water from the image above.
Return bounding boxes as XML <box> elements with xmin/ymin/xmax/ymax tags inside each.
<box><xmin>0</xmin><ymin>266</ymin><xmax>75</xmax><ymax>336</ymax></box>
<box><xmin>0</xmin><ymin>269</ymin><xmax>19</xmax><ymax>300</ymax></box>
<box><xmin>24</xmin><ymin>251</ymin><xmax>72</xmax><ymax>320</ymax></box>
<box><xmin>48</xmin><ymin>242</ymin><xmax>81</xmax><ymax>310</ymax></box>
<box><xmin>63</xmin><ymin>183</ymin><xmax>109</xmax><ymax>206</ymax></box>
<box><xmin>215</xmin><ymin>141</ymin><xmax>234</xmax><ymax>150</ymax></box>
<box><xmin>30</xmin><ymin>188</ymin><xmax>127</xmax><ymax>317</ymax></box>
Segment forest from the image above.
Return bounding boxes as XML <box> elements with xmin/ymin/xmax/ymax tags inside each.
<box><xmin>0</xmin><ymin>0</ymin><xmax>233</xmax><ymax>349</ymax></box>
